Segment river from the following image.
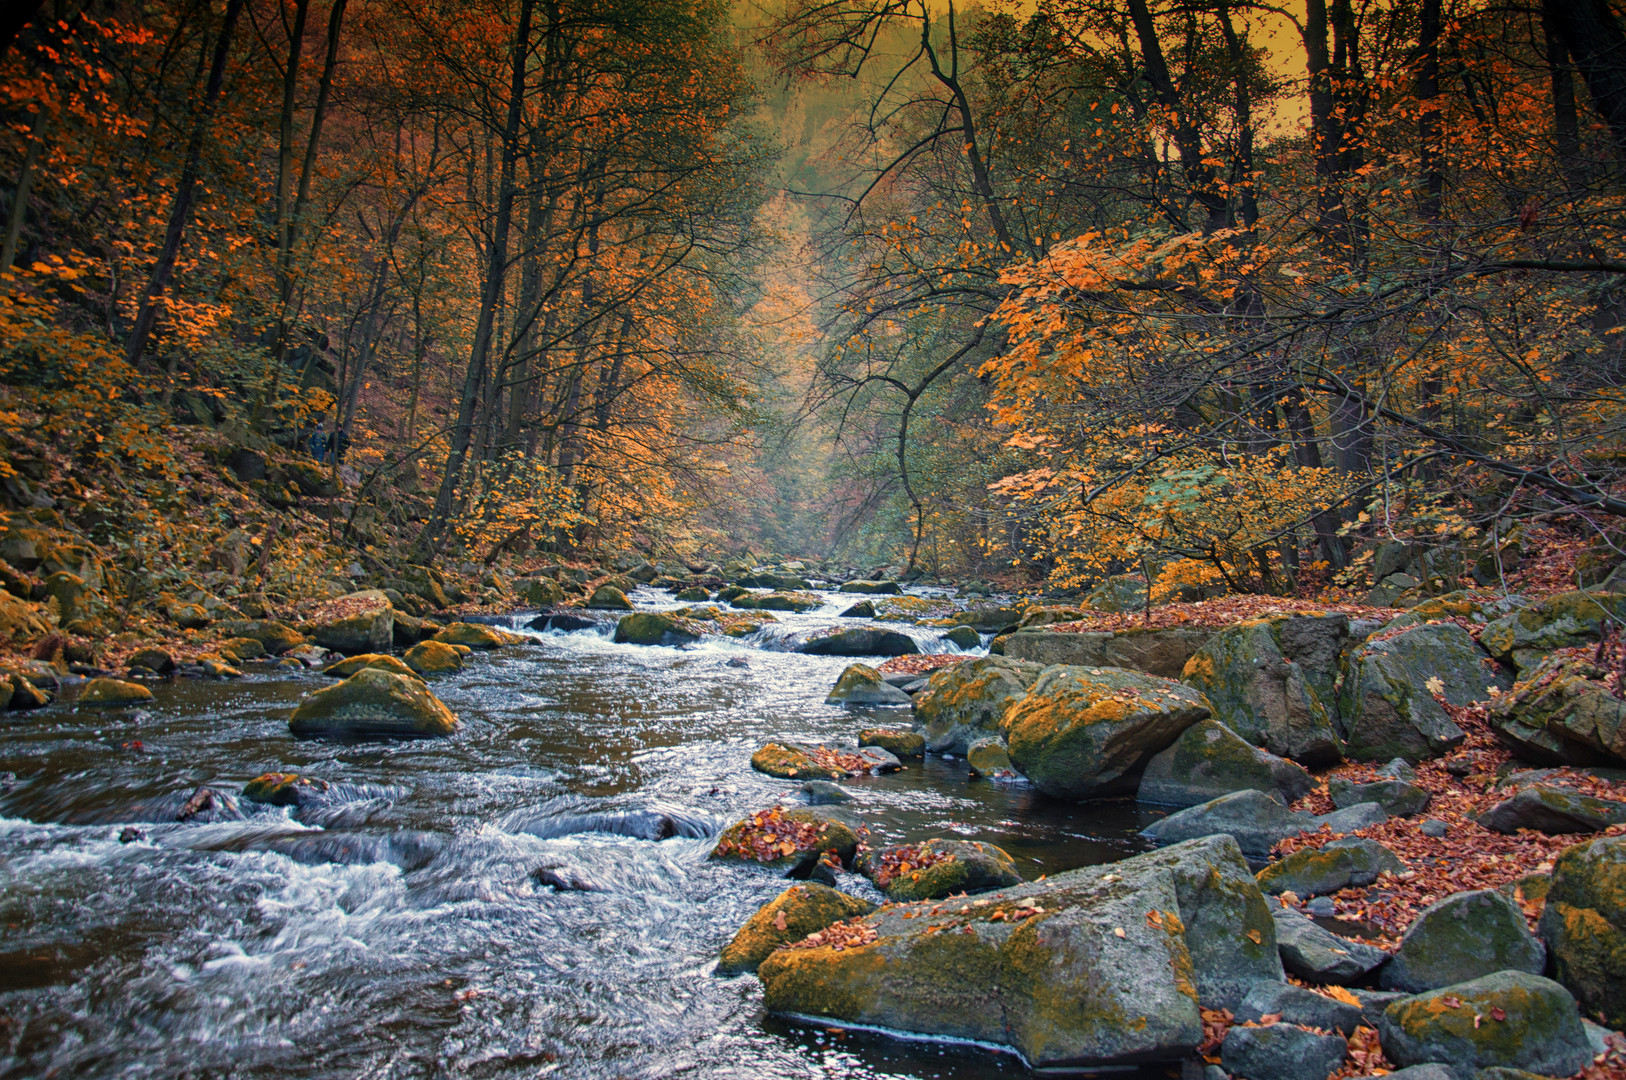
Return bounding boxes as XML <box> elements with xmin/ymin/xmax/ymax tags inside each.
<box><xmin>0</xmin><ymin>586</ymin><xmax>1167</xmax><ymax>1079</ymax></box>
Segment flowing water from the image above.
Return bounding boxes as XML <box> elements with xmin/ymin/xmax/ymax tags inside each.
<box><xmin>0</xmin><ymin>587</ymin><xmax>1170</xmax><ymax>1079</ymax></box>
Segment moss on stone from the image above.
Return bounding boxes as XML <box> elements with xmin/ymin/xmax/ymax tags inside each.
<box><xmin>323</xmin><ymin>653</ymin><xmax>421</xmax><ymax>680</ymax></box>
<box><xmin>404</xmin><ymin>640</ymin><xmax>463</xmax><ymax>676</ymax></box>
<box><xmin>80</xmin><ymin>677</ymin><xmax>153</xmax><ymax>705</ymax></box>
<box><xmin>719</xmin><ymin>884</ymin><xmax>874</xmax><ymax>974</ymax></box>
<box><xmin>288</xmin><ymin>667</ymin><xmax>457</xmax><ymax>737</ymax></box>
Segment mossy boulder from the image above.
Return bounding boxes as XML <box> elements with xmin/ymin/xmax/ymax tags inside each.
<box><xmin>432</xmin><ymin>622</ymin><xmax>522</xmax><ymax>649</ymax></box>
<box><xmin>915</xmin><ymin>655</ymin><xmax>1045</xmax><ymax>755</ymax></box>
<box><xmin>163</xmin><ymin>599</ymin><xmax>211</xmax><ymax>630</ymax></box>
<box><xmin>839</xmin><ymin>600</ymin><xmax>876</xmax><ymax>618</ymax></box>
<box><xmin>856</xmin><ymin>838</ymin><xmax>1021</xmax><ymax>901</ymax></box>
<box><xmin>242</xmin><ymin>772</ymin><xmax>330</xmax><ymax>807</ymax></box>
<box><xmin>718</xmin><ymin>883</ymin><xmax>875</xmax><ymax>974</ymax></box>
<box><xmin>586</xmin><ymin>585</ymin><xmax>634</xmax><ymax>610</ymax></box>
<box><xmin>129</xmin><ymin>647</ymin><xmax>175</xmax><ymax>675</ymax></box>
<box><xmin>1482</xmin><ymin>591</ymin><xmax>1626</xmax><ymax>670</ymax></box>
<box><xmin>1005</xmin><ymin>665</ymin><xmax>1211</xmax><ymax>800</ymax></box>
<box><xmin>952</xmin><ymin>606</ymin><xmax>1024</xmax><ymax>632</ymax></box>
<box><xmin>1180</xmin><ymin>614</ymin><xmax>1348</xmax><ymax>766</ymax></box>
<box><xmin>756</xmin><ymin>834</ymin><xmax>1279</xmax><ymax>1067</ymax></box>
<box><xmin>1539</xmin><ymin>833</ymin><xmax>1626</xmax><ymax>1028</ymax></box>
<box><xmin>797</xmin><ymin>627</ymin><xmax>919</xmax><ymax>657</ymax></box>
<box><xmin>1380</xmin><ymin>889</ymin><xmax>1546</xmax><ymax>992</ymax></box>
<box><xmin>1085</xmin><ymin>573</ymin><xmax>1148</xmax><ymax>612</ymax></box>
<box><xmin>966</xmin><ymin>736</ymin><xmax>1017</xmax><ymax>779</ymax></box>
<box><xmin>216</xmin><ymin>637</ymin><xmax>267</xmax><ymax>663</ymax></box>
<box><xmin>749</xmin><ymin>591</ymin><xmax>823</xmax><ymax>613</ymax></box>
<box><xmin>404</xmin><ymin>639</ymin><xmax>463</xmax><ymax>676</ymax></box>
<box><xmin>751</xmin><ymin>741</ymin><xmax>901</xmax><ymax>779</ymax></box>
<box><xmin>215</xmin><ymin>619</ymin><xmax>305</xmax><ymax>655</ymax></box>
<box><xmin>710</xmin><ymin>806</ymin><xmax>862</xmax><ymax>875</ymax></box>
<box><xmin>308</xmin><ymin>591</ymin><xmax>394</xmax><ymax>655</ymax></box>
<box><xmin>673</xmin><ymin>586</ymin><xmax>710</xmax><ymax>602</ymax></box>
<box><xmin>1328</xmin><ymin>776</ymin><xmax>1432</xmax><ymax>817</ymax></box>
<box><xmin>825</xmin><ymin>664</ymin><xmax>912</xmax><ymax>706</ymax></box>
<box><xmin>1478</xmin><ymin>783</ymin><xmax>1626</xmax><ymax>834</ymax></box>
<box><xmin>1137</xmin><ymin>718</ymin><xmax>1314</xmax><ymax>809</ymax></box>
<box><xmin>322</xmin><ymin>653</ymin><xmax>420</xmax><ymax>680</ymax></box>
<box><xmin>1490</xmin><ymin>654</ymin><xmax>1626</xmax><ymax>765</ymax></box>
<box><xmin>838</xmin><ymin>580</ymin><xmax>901</xmax><ymax>595</ymax></box>
<box><xmin>1338</xmin><ymin>623</ymin><xmax>1509</xmax><ymax>762</ymax></box>
<box><xmin>1379</xmin><ymin>971</ymin><xmax>1593</xmax><ymax>1076</ymax></box>
<box><xmin>1004</xmin><ymin>627</ymin><xmax>1215</xmax><ymax>680</ymax></box>
<box><xmin>519</xmin><ymin>577</ymin><xmax>567</xmax><ymax>606</ymax></box>
<box><xmin>858</xmin><ymin>728</ymin><xmax>924</xmax><ymax>758</ymax></box>
<box><xmin>288</xmin><ymin>667</ymin><xmax>457</xmax><ymax>738</ymax></box>
<box><xmin>80</xmin><ymin>678</ymin><xmax>154</xmax><ymax>706</ymax></box>
<box><xmin>941</xmin><ymin>625</ymin><xmax>982</xmax><ymax>649</ymax></box>
<box><xmin>614</xmin><ymin>612</ymin><xmax>702</xmax><ymax>647</ymax></box>
<box><xmin>7</xmin><ymin>673</ymin><xmax>48</xmax><ymax>709</ymax></box>
<box><xmin>1256</xmin><ymin>836</ymin><xmax>1404</xmax><ymax>898</ymax></box>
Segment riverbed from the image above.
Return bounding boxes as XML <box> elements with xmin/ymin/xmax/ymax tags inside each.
<box><xmin>0</xmin><ymin>587</ymin><xmax>1167</xmax><ymax>1079</ymax></box>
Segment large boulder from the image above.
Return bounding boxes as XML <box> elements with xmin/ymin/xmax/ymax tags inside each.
<box><xmin>1379</xmin><ymin>971</ymin><xmax>1594</xmax><ymax>1077</ymax></box>
<box><xmin>719</xmin><ymin>884</ymin><xmax>874</xmax><ymax>975</ymax></box>
<box><xmin>214</xmin><ymin>619</ymin><xmax>305</xmax><ymax>655</ymax></box>
<box><xmin>1142</xmin><ymin>789</ymin><xmax>1311</xmax><ymax>857</ymax></box>
<box><xmin>797</xmin><ymin>628</ymin><xmax>919</xmax><ymax>658</ymax></box>
<box><xmin>288</xmin><ymin>668</ymin><xmax>458</xmax><ymax>737</ymax></box>
<box><xmin>614</xmin><ymin>612</ymin><xmax>701</xmax><ymax>647</ymax></box>
<box><xmin>856</xmin><ymin>838</ymin><xmax>1022</xmax><ymax>901</ymax></box>
<box><xmin>1004</xmin><ymin>665</ymin><xmax>1210</xmax><ymax>800</ymax></box>
<box><xmin>755</xmin><ymin>835</ymin><xmax>1279</xmax><ymax>1069</ymax></box>
<box><xmin>838</xmin><ymin>580</ymin><xmax>901</xmax><ymax>595</ymax></box>
<box><xmin>308</xmin><ymin>591</ymin><xmax>394</xmax><ymax>655</ymax></box>
<box><xmin>80</xmin><ymin>677</ymin><xmax>153</xmax><ymax>706</ymax></box>
<box><xmin>432</xmin><ymin>622</ymin><xmax>523</xmax><ymax>649</ymax></box>
<box><xmin>1539</xmin><ymin>833</ymin><xmax>1626</xmax><ymax>1028</ymax></box>
<box><xmin>1478</xmin><ymin>783</ymin><xmax>1626</xmax><ymax>834</ymax></box>
<box><xmin>1481</xmin><ymin>590</ymin><xmax>1626</xmax><ymax>670</ymax></box>
<box><xmin>915</xmin><ymin>656</ymin><xmax>1045</xmax><ymax>755</ymax></box>
<box><xmin>1220</xmin><ymin>1023</ymin><xmax>1347</xmax><ymax>1080</ymax></box>
<box><xmin>1490</xmin><ymin>654</ymin><xmax>1626</xmax><ymax>765</ymax></box>
<box><xmin>1181</xmin><ymin>614</ymin><xmax>1348</xmax><ymax>766</ymax></box>
<box><xmin>587</xmin><ymin>585</ymin><xmax>634</xmax><ymax>610</ymax></box>
<box><xmin>322</xmin><ymin>653</ymin><xmax>419</xmax><ymax>681</ymax></box>
<box><xmin>1379</xmin><ymin>889</ymin><xmax>1546</xmax><ymax>992</ymax></box>
<box><xmin>709</xmin><ymin>806</ymin><xmax>861</xmax><ymax>876</ymax></box>
<box><xmin>1338</xmin><ymin>623</ymin><xmax>1509</xmax><ymax>762</ymax></box>
<box><xmin>826</xmin><ymin>664</ymin><xmax>912</xmax><ymax>706</ymax></box>
<box><xmin>1136</xmin><ymin>719</ymin><xmax>1313</xmax><ymax>809</ymax></box>
<box><xmin>1256</xmin><ymin>837</ymin><xmax>1405</xmax><ymax>898</ymax></box>
<box><xmin>1003</xmin><ymin>627</ymin><xmax>1214</xmax><ymax>679</ymax></box>
<box><xmin>1329</xmin><ymin>776</ymin><xmax>1432</xmax><ymax>817</ymax></box>
<box><xmin>404</xmin><ymin>639</ymin><xmax>463</xmax><ymax>676</ymax></box>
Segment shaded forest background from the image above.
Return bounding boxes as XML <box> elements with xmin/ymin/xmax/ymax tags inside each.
<box><xmin>2</xmin><ymin>0</ymin><xmax>1625</xmax><ymax>609</ymax></box>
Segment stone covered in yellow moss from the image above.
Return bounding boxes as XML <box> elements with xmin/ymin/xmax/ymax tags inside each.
<box><xmin>1539</xmin><ymin>833</ymin><xmax>1626</xmax><ymax>1028</ymax></box>
<box><xmin>1004</xmin><ymin>665</ymin><xmax>1210</xmax><ymax>800</ymax></box>
<box><xmin>288</xmin><ymin>667</ymin><xmax>457</xmax><ymax>737</ymax></box>
<box><xmin>404</xmin><ymin>639</ymin><xmax>463</xmax><ymax>676</ymax></box>
<box><xmin>718</xmin><ymin>883</ymin><xmax>874</xmax><ymax>974</ymax></box>
<box><xmin>323</xmin><ymin>653</ymin><xmax>420</xmax><ymax>680</ymax></box>
<box><xmin>80</xmin><ymin>677</ymin><xmax>153</xmax><ymax>706</ymax></box>
<box><xmin>915</xmin><ymin>655</ymin><xmax>1046</xmax><ymax>755</ymax></box>
<box><xmin>1481</xmin><ymin>590</ymin><xmax>1626</xmax><ymax>669</ymax></box>
<box><xmin>858</xmin><ymin>727</ymin><xmax>925</xmax><ymax>758</ymax></box>
<box><xmin>1378</xmin><ymin>970</ymin><xmax>1592</xmax><ymax>1075</ymax></box>
<box><xmin>242</xmin><ymin>772</ymin><xmax>329</xmax><ymax>807</ymax></box>
<box><xmin>857</xmin><ymin>838</ymin><xmax>1021</xmax><ymax>901</ymax></box>
<box><xmin>432</xmin><ymin>622</ymin><xmax>524</xmax><ymax>649</ymax></box>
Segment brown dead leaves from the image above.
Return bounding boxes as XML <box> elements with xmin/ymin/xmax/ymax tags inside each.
<box><xmin>712</xmin><ymin>807</ymin><xmax>835</xmax><ymax>864</ymax></box>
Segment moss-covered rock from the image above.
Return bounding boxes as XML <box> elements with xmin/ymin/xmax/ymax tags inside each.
<box><xmin>586</xmin><ymin>585</ymin><xmax>633</xmax><ymax>610</ymax></box>
<box><xmin>856</xmin><ymin>838</ymin><xmax>1021</xmax><ymax>900</ymax></box>
<box><xmin>915</xmin><ymin>656</ymin><xmax>1045</xmax><ymax>755</ymax></box>
<box><xmin>751</xmin><ymin>741</ymin><xmax>901</xmax><ymax>779</ymax></box>
<box><xmin>404</xmin><ymin>639</ymin><xmax>463</xmax><ymax>676</ymax></box>
<box><xmin>1256</xmin><ymin>836</ymin><xmax>1404</xmax><ymax>898</ymax></box>
<box><xmin>1539</xmin><ymin>833</ymin><xmax>1626</xmax><ymax>1028</ymax></box>
<box><xmin>1478</xmin><ymin>783</ymin><xmax>1626</xmax><ymax>834</ymax></box>
<box><xmin>674</xmin><ymin>586</ymin><xmax>710</xmax><ymax>602</ymax></box>
<box><xmin>838</xmin><ymin>580</ymin><xmax>901</xmax><ymax>595</ymax></box>
<box><xmin>1005</xmin><ymin>627</ymin><xmax>1215</xmax><ymax>680</ymax></box>
<box><xmin>215</xmin><ymin>619</ymin><xmax>305</xmax><ymax>655</ymax></box>
<box><xmin>519</xmin><ymin>577</ymin><xmax>568</xmax><ymax>607</ymax></box>
<box><xmin>1490</xmin><ymin>654</ymin><xmax>1626</xmax><ymax>765</ymax></box>
<box><xmin>1328</xmin><ymin>776</ymin><xmax>1432</xmax><ymax>816</ymax></box>
<box><xmin>825</xmin><ymin>664</ymin><xmax>912</xmax><ymax>706</ymax></box>
<box><xmin>1180</xmin><ymin>615</ymin><xmax>1348</xmax><ymax>766</ymax></box>
<box><xmin>7</xmin><ymin>673</ymin><xmax>49</xmax><ymax>709</ymax></box>
<box><xmin>308</xmin><ymin>591</ymin><xmax>394</xmax><ymax>654</ymax></box>
<box><xmin>797</xmin><ymin>627</ymin><xmax>919</xmax><ymax>657</ymax></box>
<box><xmin>858</xmin><ymin>727</ymin><xmax>924</xmax><ymax>758</ymax></box>
<box><xmin>838</xmin><ymin>600</ymin><xmax>875</xmax><ymax>618</ymax></box>
<box><xmin>941</xmin><ymin>625</ymin><xmax>982</xmax><ymax>649</ymax></box>
<box><xmin>1137</xmin><ymin>718</ymin><xmax>1313</xmax><ymax>808</ymax></box>
<box><xmin>1379</xmin><ymin>971</ymin><xmax>1593</xmax><ymax>1076</ymax></box>
<box><xmin>432</xmin><ymin>622</ymin><xmax>522</xmax><ymax>649</ymax></box>
<box><xmin>1005</xmin><ymin>665</ymin><xmax>1211</xmax><ymax>800</ymax></box>
<box><xmin>1085</xmin><ymin>573</ymin><xmax>1148</xmax><ymax>612</ymax></box>
<box><xmin>322</xmin><ymin>653</ymin><xmax>420</xmax><ymax>680</ymax></box>
<box><xmin>216</xmin><ymin>636</ymin><xmax>267</xmax><ymax>663</ymax></box>
<box><xmin>614</xmin><ymin>612</ymin><xmax>702</xmax><ymax>647</ymax></box>
<box><xmin>1338</xmin><ymin>623</ymin><xmax>1509</xmax><ymax>762</ymax></box>
<box><xmin>288</xmin><ymin>667</ymin><xmax>457</xmax><ymax>737</ymax></box>
<box><xmin>1380</xmin><ymin>889</ymin><xmax>1546</xmax><ymax>992</ymax></box>
<box><xmin>80</xmin><ymin>677</ymin><xmax>153</xmax><ymax>706</ymax></box>
<box><xmin>129</xmin><ymin>647</ymin><xmax>175</xmax><ymax>674</ymax></box>
<box><xmin>952</xmin><ymin>606</ymin><xmax>1024</xmax><ymax>633</ymax></box>
<box><xmin>242</xmin><ymin>772</ymin><xmax>330</xmax><ymax>807</ymax></box>
<box><xmin>749</xmin><ymin>591</ymin><xmax>823</xmax><ymax>613</ymax></box>
<box><xmin>719</xmin><ymin>883</ymin><xmax>874</xmax><ymax>974</ymax></box>
<box><xmin>710</xmin><ymin>806</ymin><xmax>862</xmax><ymax>875</ymax></box>
<box><xmin>756</xmin><ymin>834</ymin><xmax>1278</xmax><ymax>1067</ymax></box>
<box><xmin>1482</xmin><ymin>591</ymin><xmax>1626</xmax><ymax>670</ymax></box>
<box><xmin>966</xmin><ymin>736</ymin><xmax>1017</xmax><ymax>779</ymax></box>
